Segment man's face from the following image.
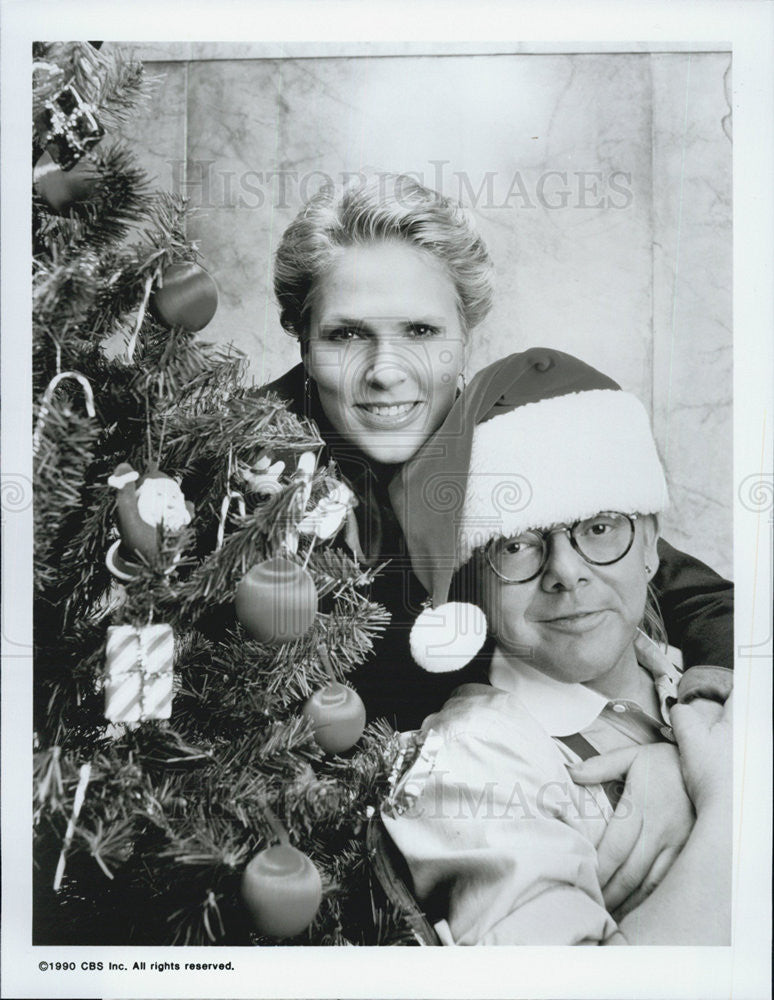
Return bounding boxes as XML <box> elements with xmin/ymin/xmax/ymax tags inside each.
<box><xmin>478</xmin><ymin>516</ymin><xmax>659</xmax><ymax>691</ymax></box>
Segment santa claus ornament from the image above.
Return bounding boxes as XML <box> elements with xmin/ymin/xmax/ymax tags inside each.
<box><xmin>105</xmin><ymin>462</ymin><xmax>194</xmax><ymax>581</ymax></box>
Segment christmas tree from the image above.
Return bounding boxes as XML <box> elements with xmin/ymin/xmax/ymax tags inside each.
<box><xmin>32</xmin><ymin>41</ymin><xmax>419</xmax><ymax>947</ymax></box>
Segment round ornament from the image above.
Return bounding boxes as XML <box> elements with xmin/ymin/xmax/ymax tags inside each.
<box><xmin>151</xmin><ymin>262</ymin><xmax>218</xmax><ymax>332</ymax></box>
<box><xmin>241</xmin><ymin>844</ymin><xmax>322</xmax><ymax>938</ymax></box>
<box><xmin>34</xmin><ymin>150</ymin><xmax>100</xmax><ymax>215</ymax></box>
<box><xmin>235</xmin><ymin>557</ymin><xmax>318</xmax><ymax>645</ymax></box>
<box><xmin>302</xmin><ymin>682</ymin><xmax>366</xmax><ymax>753</ymax></box>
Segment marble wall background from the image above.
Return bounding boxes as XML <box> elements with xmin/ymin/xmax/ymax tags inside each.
<box><xmin>111</xmin><ymin>43</ymin><xmax>732</xmax><ymax>578</ymax></box>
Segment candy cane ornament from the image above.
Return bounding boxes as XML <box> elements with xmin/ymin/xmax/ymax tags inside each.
<box><xmin>216</xmin><ymin>490</ymin><xmax>246</xmax><ymax>549</ymax></box>
<box><xmin>33</xmin><ymin>371</ymin><xmax>96</xmax><ymax>457</ymax></box>
<box><xmin>53</xmin><ymin>762</ymin><xmax>92</xmax><ymax>891</ymax></box>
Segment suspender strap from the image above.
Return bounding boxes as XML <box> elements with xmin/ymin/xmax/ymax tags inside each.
<box><xmin>556</xmin><ymin>732</ymin><xmax>624</xmax><ymax>811</ymax></box>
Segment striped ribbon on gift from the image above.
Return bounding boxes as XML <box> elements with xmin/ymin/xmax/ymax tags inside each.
<box><xmin>104</xmin><ymin>623</ymin><xmax>175</xmax><ymax>723</ymax></box>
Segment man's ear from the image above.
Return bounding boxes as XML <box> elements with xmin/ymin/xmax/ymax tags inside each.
<box><xmin>641</xmin><ymin>514</ymin><xmax>660</xmax><ymax>580</ymax></box>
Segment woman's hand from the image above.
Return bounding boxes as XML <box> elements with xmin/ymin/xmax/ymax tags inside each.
<box><xmin>568</xmin><ymin>742</ymin><xmax>694</xmax><ymax>916</ymax></box>
<box><xmin>670</xmin><ymin>693</ymin><xmax>733</xmax><ymax>815</ymax></box>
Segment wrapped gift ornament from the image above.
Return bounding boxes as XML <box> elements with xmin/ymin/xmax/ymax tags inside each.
<box><xmin>104</xmin><ymin>624</ymin><xmax>175</xmax><ymax>723</ymax></box>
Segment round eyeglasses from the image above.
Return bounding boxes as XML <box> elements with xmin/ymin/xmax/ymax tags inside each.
<box><xmin>486</xmin><ymin>512</ymin><xmax>639</xmax><ymax>584</ymax></box>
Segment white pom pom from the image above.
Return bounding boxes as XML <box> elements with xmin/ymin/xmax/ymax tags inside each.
<box><xmin>409</xmin><ymin>602</ymin><xmax>487</xmax><ymax>673</ymax></box>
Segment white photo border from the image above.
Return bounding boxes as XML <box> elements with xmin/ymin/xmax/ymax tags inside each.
<box><xmin>2</xmin><ymin>2</ymin><xmax>771</xmax><ymax>998</ymax></box>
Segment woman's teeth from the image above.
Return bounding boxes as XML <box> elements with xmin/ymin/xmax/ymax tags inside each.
<box><xmin>360</xmin><ymin>402</ymin><xmax>416</xmax><ymax>417</ymax></box>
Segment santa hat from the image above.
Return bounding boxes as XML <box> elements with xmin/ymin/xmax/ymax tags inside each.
<box><xmin>388</xmin><ymin>349</ymin><xmax>669</xmax><ymax>672</ymax></box>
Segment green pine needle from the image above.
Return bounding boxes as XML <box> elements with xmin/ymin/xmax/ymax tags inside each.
<box><xmin>33</xmin><ymin>40</ymin><xmax>412</xmax><ymax>948</ymax></box>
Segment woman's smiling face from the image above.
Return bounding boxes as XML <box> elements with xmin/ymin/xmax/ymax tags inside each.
<box><xmin>305</xmin><ymin>241</ymin><xmax>467</xmax><ymax>465</ymax></box>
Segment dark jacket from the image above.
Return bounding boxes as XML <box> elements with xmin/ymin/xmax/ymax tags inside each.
<box><xmin>258</xmin><ymin>361</ymin><xmax>734</xmax><ymax>731</ymax></box>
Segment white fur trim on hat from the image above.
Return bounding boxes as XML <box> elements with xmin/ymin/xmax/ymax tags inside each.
<box><xmin>108</xmin><ymin>468</ymin><xmax>140</xmax><ymax>490</ymax></box>
<box><xmin>457</xmin><ymin>389</ymin><xmax>668</xmax><ymax>566</ymax></box>
<box><xmin>409</xmin><ymin>602</ymin><xmax>488</xmax><ymax>673</ymax></box>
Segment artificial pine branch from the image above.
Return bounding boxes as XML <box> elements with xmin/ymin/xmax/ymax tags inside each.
<box><xmin>33</xmin><ymin>41</ymin><xmax>412</xmax><ymax>949</ymax></box>
<box><xmin>162</xmin><ymin>389</ymin><xmax>324</xmax><ymax>467</ymax></box>
<box><xmin>94</xmin><ymin>49</ymin><xmax>156</xmax><ymax>129</ymax></box>
<box><xmin>34</xmin><ymin>144</ymin><xmax>154</xmax><ymax>254</ymax></box>
<box><xmin>34</xmin><ymin>401</ymin><xmax>101</xmax><ymax>592</ymax></box>
<box><xmin>32</xmin><ymin>251</ymin><xmax>103</xmax><ymax>373</ymax></box>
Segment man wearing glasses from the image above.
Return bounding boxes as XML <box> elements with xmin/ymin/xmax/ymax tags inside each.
<box><xmin>383</xmin><ymin>360</ymin><xmax>732</xmax><ymax>946</ymax></box>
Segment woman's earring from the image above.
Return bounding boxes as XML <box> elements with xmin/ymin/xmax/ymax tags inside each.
<box><xmin>645</xmin><ymin>563</ymin><xmax>652</xmax><ymax>576</ymax></box>
<box><xmin>303</xmin><ymin>372</ymin><xmax>315</xmax><ymax>417</ymax></box>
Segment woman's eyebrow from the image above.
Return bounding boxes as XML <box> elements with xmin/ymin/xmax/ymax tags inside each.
<box><xmin>317</xmin><ymin>315</ymin><xmax>449</xmax><ymax>334</ymax></box>
<box><xmin>319</xmin><ymin>316</ymin><xmax>370</xmax><ymax>331</ymax></box>
<box><xmin>399</xmin><ymin>317</ymin><xmax>447</xmax><ymax>328</ymax></box>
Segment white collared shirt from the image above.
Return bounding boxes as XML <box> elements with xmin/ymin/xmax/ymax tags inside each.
<box><xmin>382</xmin><ymin>645</ymin><xmax>683</xmax><ymax>946</ymax></box>
<box><xmin>489</xmin><ymin>644</ymin><xmax>681</xmax><ymax>744</ymax></box>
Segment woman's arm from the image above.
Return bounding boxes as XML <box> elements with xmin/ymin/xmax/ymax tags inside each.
<box><xmin>385</xmin><ymin>697</ymin><xmax>731</xmax><ymax>946</ymax></box>
<box><xmin>569</xmin><ymin>741</ymin><xmax>694</xmax><ymax>916</ymax></box>
<box><xmin>570</xmin><ymin>632</ymin><xmax>732</xmax><ymax>914</ymax></box>
<box><xmin>606</xmin><ymin>696</ymin><xmax>733</xmax><ymax>945</ymax></box>
<box><xmin>655</xmin><ymin>538</ymin><xmax>733</xmax><ymax>669</ymax></box>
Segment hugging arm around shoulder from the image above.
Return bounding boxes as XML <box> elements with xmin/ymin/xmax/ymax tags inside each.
<box><xmin>655</xmin><ymin>538</ymin><xmax>733</xmax><ymax>669</ymax></box>
<box><xmin>382</xmin><ymin>693</ymin><xmax>731</xmax><ymax>946</ymax></box>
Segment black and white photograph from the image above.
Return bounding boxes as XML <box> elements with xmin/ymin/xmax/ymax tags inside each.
<box><xmin>1</xmin><ymin>2</ymin><xmax>772</xmax><ymax>999</ymax></box>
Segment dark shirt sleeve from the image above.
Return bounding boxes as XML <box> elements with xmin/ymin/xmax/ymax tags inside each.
<box><xmin>255</xmin><ymin>363</ymin><xmax>307</xmax><ymax>409</ymax></box>
<box><xmin>653</xmin><ymin>538</ymin><xmax>734</xmax><ymax>669</ymax></box>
